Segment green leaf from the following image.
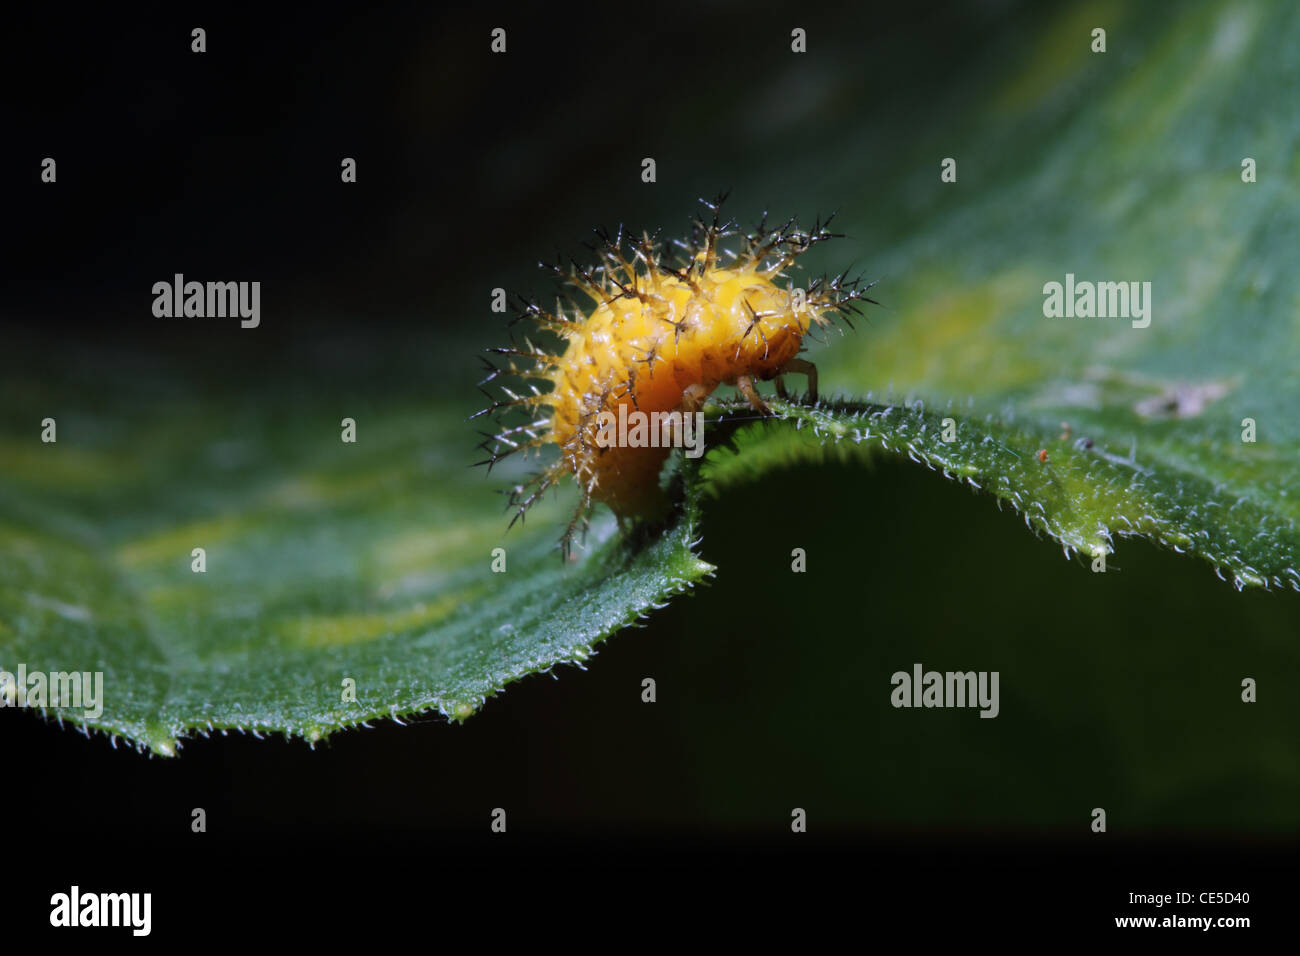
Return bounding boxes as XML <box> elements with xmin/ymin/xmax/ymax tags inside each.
<box><xmin>700</xmin><ymin>395</ymin><xmax>1299</xmax><ymax>590</ymax></box>
<box><xmin>5</xmin><ymin>0</ymin><xmax>1297</xmax><ymax>753</ymax></box>
<box><xmin>755</xmin><ymin>0</ymin><xmax>1300</xmax><ymax>591</ymax></box>
<box><xmin>0</xmin><ymin>365</ymin><xmax>711</xmax><ymax>754</ymax></box>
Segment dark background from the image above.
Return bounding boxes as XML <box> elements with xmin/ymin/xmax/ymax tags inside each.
<box><xmin>3</xmin><ymin>1</ymin><xmax>1011</xmax><ymax>335</ymax></box>
<box><xmin>2</xmin><ymin>0</ymin><xmax>1293</xmax><ymax>938</ymax></box>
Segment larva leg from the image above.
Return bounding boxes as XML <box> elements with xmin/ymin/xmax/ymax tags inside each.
<box><xmin>735</xmin><ymin>374</ymin><xmax>771</xmax><ymax>415</ymax></box>
<box><xmin>679</xmin><ymin>382</ymin><xmax>713</xmax><ymax>413</ymax></box>
<box><xmin>778</xmin><ymin>357</ymin><xmax>818</xmax><ymax>402</ymax></box>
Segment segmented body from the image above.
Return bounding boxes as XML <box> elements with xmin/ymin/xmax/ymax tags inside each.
<box><xmin>474</xmin><ymin>197</ymin><xmax>874</xmax><ymax>555</ymax></box>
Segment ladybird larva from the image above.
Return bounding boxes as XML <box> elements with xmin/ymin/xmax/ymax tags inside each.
<box><xmin>474</xmin><ymin>195</ymin><xmax>875</xmax><ymax>555</ymax></box>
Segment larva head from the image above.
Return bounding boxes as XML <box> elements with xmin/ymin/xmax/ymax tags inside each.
<box><xmin>475</xmin><ymin>196</ymin><xmax>875</xmax><ymax>554</ymax></box>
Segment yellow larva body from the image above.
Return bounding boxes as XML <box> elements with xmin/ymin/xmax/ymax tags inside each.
<box><xmin>547</xmin><ymin>256</ymin><xmax>809</xmax><ymax>516</ymax></box>
<box><xmin>476</xmin><ymin>198</ymin><xmax>873</xmax><ymax>553</ymax></box>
